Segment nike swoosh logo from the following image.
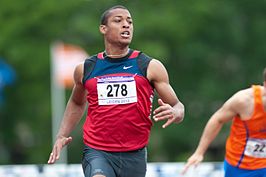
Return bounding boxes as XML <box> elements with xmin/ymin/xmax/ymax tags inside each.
<box><xmin>123</xmin><ymin>66</ymin><xmax>133</xmax><ymax>69</ymax></box>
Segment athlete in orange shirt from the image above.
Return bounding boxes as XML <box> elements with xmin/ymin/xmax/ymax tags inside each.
<box><xmin>182</xmin><ymin>67</ymin><xmax>266</xmax><ymax>177</ymax></box>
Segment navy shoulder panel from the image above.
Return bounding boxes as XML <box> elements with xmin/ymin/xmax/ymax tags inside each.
<box><xmin>137</xmin><ymin>52</ymin><xmax>152</xmax><ymax>77</ymax></box>
<box><xmin>82</xmin><ymin>55</ymin><xmax>97</xmax><ymax>84</ymax></box>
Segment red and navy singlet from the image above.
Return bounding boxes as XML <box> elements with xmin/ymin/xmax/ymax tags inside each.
<box><xmin>82</xmin><ymin>49</ymin><xmax>154</xmax><ymax>152</ymax></box>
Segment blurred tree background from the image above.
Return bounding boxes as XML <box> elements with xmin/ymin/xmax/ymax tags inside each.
<box><xmin>0</xmin><ymin>0</ymin><xmax>265</xmax><ymax>164</ymax></box>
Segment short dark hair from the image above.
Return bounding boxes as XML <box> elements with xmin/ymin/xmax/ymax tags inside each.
<box><xmin>100</xmin><ymin>5</ymin><xmax>128</xmax><ymax>25</ymax></box>
<box><xmin>263</xmin><ymin>67</ymin><xmax>266</xmax><ymax>81</ymax></box>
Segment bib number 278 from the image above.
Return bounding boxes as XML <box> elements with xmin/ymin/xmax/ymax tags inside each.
<box><xmin>107</xmin><ymin>84</ymin><xmax>127</xmax><ymax>97</ymax></box>
<box><xmin>97</xmin><ymin>76</ymin><xmax>137</xmax><ymax>105</ymax></box>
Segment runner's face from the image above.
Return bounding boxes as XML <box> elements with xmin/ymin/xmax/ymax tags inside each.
<box><xmin>101</xmin><ymin>8</ymin><xmax>133</xmax><ymax>46</ymax></box>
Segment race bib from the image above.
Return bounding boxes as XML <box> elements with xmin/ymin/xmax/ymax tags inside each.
<box><xmin>244</xmin><ymin>138</ymin><xmax>266</xmax><ymax>158</ymax></box>
<box><xmin>97</xmin><ymin>76</ymin><xmax>137</xmax><ymax>105</ymax></box>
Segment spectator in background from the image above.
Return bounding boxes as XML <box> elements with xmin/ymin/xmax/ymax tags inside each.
<box><xmin>48</xmin><ymin>5</ymin><xmax>185</xmax><ymax>177</ymax></box>
<box><xmin>182</xmin><ymin>67</ymin><xmax>266</xmax><ymax>177</ymax></box>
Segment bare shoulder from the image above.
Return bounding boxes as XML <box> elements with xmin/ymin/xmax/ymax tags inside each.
<box><xmin>148</xmin><ymin>59</ymin><xmax>166</xmax><ymax>71</ymax></box>
<box><xmin>228</xmin><ymin>87</ymin><xmax>254</xmax><ymax>119</ymax></box>
<box><xmin>147</xmin><ymin>59</ymin><xmax>168</xmax><ymax>82</ymax></box>
<box><xmin>149</xmin><ymin>58</ymin><xmax>163</xmax><ymax>65</ymax></box>
<box><xmin>73</xmin><ymin>62</ymin><xmax>84</xmax><ymax>84</ymax></box>
<box><xmin>233</xmin><ymin>87</ymin><xmax>253</xmax><ymax>104</ymax></box>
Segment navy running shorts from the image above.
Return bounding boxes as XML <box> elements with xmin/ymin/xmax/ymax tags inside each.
<box><xmin>82</xmin><ymin>145</ymin><xmax>147</xmax><ymax>177</ymax></box>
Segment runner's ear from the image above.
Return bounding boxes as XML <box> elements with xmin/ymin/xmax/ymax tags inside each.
<box><xmin>99</xmin><ymin>25</ymin><xmax>107</xmax><ymax>34</ymax></box>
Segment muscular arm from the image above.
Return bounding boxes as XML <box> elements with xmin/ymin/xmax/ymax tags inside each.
<box><xmin>56</xmin><ymin>64</ymin><xmax>87</xmax><ymax>138</ymax></box>
<box><xmin>147</xmin><ymin>59</ymin><xmax>185</xmax><ymax>128</ymax></box>
<box><xmin>48</xmin><ymin>63</ymin><xmax>87</xmax><ymax>164</ymax></box>
<box><xmin>182</xmin><ymin>91</ymin><xmax>243</xmax><ymax>174</ymax></box>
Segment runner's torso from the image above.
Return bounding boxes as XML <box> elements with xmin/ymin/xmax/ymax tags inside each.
<box><xmin>225</xmin><ymin>85</ymin><xmax>266</xmax><ymax>169</ymax></box>
<box><xmin>82</xmin><ymin>49</ymin><xmax>154</xmax><ymax>152</ymax></box>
